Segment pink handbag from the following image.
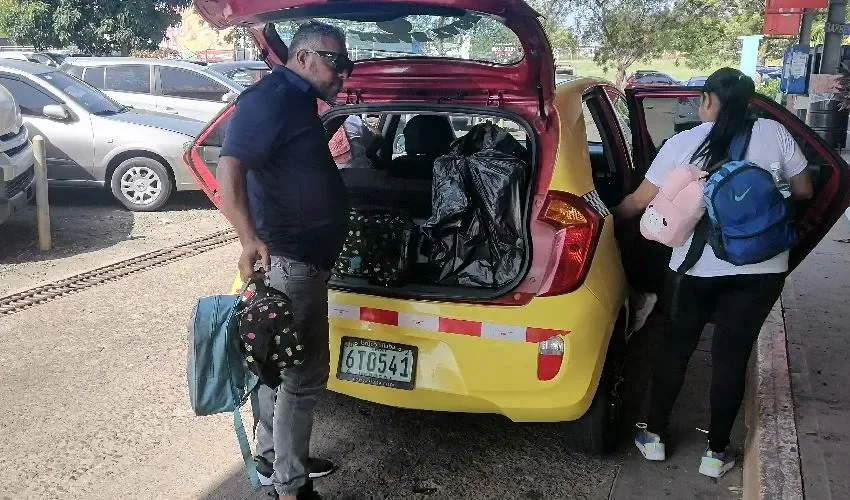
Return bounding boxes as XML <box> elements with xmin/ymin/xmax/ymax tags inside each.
<box><xmin>639</xmin><ymin>164</ymin><xmax>707</xmax><ymax>247</ymax></box>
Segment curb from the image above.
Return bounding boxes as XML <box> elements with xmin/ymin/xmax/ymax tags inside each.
<box><xmin>743</xmin><ymin>298</ymin><xmax>804</xmax><ymax>500</ymax></box>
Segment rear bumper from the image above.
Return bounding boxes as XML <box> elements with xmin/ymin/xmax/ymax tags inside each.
<box><xmin>0</xmin><ymin>164</ymin><xmax>35</xmax><ymax>225</ymax></box>
<box><xmin>325</xmin><ymin>290</ymin><xmax>616</xmax><ymax>423</ymax></box>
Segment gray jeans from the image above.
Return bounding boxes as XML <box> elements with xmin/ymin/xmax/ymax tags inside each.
<box><xmin>256</xmin><ymin>255</ymin><xmax>330</xmax><ymax>496</ymax></box>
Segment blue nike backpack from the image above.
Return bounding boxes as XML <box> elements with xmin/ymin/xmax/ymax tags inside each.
<box><xmin>678</xmin><ymin>122</ymin><xmax>796</xmax><ymax>272</ymax></box>
<box><xmin>187</xmin><ymin>280</ymin><xmax>261</xmax><ymax>489</ymax></box>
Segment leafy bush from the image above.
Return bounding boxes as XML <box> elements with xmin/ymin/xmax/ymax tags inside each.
<box><xmin>756</xmin><ymin>78</ymin><xmax>781</xmax><ymax>100</ymax></box>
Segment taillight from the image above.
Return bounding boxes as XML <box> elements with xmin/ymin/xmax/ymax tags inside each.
<box><xmin>538</xmin><ymin>335</ymin><xmax>565</xmax><ymax>381</ymax></box>
<box><xmin>537</xmin><ymin>191</ymin><xmax>603</xmax><ymax>296</ymax></box>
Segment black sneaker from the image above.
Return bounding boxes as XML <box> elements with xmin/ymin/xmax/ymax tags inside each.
<box><xmin>256</xmin><ymin>456</ymin><xmax>337</xmax><ymax>485</ymax></box>
<box><xmin>268</xmin><ymin>480</ymin><xmax>323</xmax><ymax>500</ymax></box>
<box><xmin>306</xmin><ymin>457</ymin><xmax>336</xmax><ymax>479</ymax></box>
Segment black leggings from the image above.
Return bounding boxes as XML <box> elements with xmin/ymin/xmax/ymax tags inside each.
<box><xmin>646</xmin><ymin>270</ymin><xmax>786</xmax><ymax>452</ymax></box>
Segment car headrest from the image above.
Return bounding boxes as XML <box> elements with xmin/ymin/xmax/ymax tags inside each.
<box><xmin>403</xmin><ymin>115</ymin><xmax>454</xmax><ymax>156</ymax></box>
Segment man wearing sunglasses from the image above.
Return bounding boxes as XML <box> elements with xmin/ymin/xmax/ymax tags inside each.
<box><xmin>216</xmin><ymin>21</ymin><xmax>353</xmax><ymax>500</ymax></box>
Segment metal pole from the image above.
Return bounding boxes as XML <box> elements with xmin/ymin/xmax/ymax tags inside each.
<box><xmin>32</xmin><ymin>135</ymin><xmax>51</xmax><ymax>251</ymax></box>
<box><xmin>800</xmin><ymin>9</ymin><xmax>815</xmax><ymax>45</ymax></box>
<box><xmin>821</xmin><ymin>0</ymin><xmax>847</xmax><ymax>74</ymax></box>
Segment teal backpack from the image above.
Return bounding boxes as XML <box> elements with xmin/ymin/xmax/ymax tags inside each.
<box><xmin>187</xmin><ymin>280</ymin><xmax>261</xmax><ymax>489</ymax></box>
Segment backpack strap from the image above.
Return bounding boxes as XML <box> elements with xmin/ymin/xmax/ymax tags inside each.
<box><xmin>227</xmin><ymin>278</ymin><xmax>263</xmax><ymax>490</ymax></box>
<box><xmin>233</xmin><ymin>406</ymin><xmax>262</xmax><ymax>489</ymax></box>
<box><xmin>230</xmin><ymin>373</ymin><xmax>262</xmax><ymax>489</ymax></box>
<box><xmin>728</xmin><ymin>120</ymin><xmax>754</xmax><ymax>162</ymax></box>
<box><xmin>677</xmin><ymin>217</ymin><xmax>709</xmax><ymax>274</ymax></box>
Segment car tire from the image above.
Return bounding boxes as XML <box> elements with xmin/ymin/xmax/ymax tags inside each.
<box><xmin>563</xmin><ymin>316</ymin><xmax>627</xmax><ymax>455</ymax></box>
<box><xmin>110</xmin><ymin>156</ymin><xmax>173</xmax><ymax>212</ymax></box>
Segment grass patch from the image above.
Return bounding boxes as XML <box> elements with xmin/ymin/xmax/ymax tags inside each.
<box><xmin>558</xmin><ymin>58</ymin><xmax>769</xmax><ymax>83</ymax></box>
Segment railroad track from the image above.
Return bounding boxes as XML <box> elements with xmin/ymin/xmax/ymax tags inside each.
<box><xmin>0</xmin><ymin>229</ymin><xmax>238</xmax><ymax>316</ymax></box>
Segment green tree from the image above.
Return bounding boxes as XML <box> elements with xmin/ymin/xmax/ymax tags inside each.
<box><xmin>578</xmin><ymin>0</ymin><xmax>675</xmax><ymax>88</ymax></box>
<box><xmin>0</xmin><ymin>0</ymin><xmax>191</xmax><ymax>55</ymax></box>
<box><xmin>528</xmin><ymin>0</ymin><xmax>579</xmax><ymax>56</ymax></box>
<box><xmin>0</xmin><ymin>0</ymin><xmax>55</xmax><ymax>49</ymax></box>
<box><xmin>669</xmin><ymin>0</ymin><xmax>788</xmax><ymax>69</ymax></box>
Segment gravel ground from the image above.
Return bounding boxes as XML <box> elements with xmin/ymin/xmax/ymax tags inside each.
<box><xmin>0</xmin><ymin>188</ymin><xmax>228</xmax><ymax>296</ymax></box>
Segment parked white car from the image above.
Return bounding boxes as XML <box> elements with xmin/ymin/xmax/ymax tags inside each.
<box><xmin>0</xmin><ymin>59</ymin><xmax>205</xmax><ymax>211</ymax></box>
<box><xmin>60</xmin><ymin>57</ymin><xmax>243</xmax><ymax>123</ymax></box>
<box><xmin>0</xmin><ymin>81</ymin><xmax>35</xmax><ymax>225</ymax></box>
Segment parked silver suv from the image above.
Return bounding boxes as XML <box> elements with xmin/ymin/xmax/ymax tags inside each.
<box><xmin>0</xmin><ymin>60</ymin><xmax>204</xmax><ymax>211</ymax></box>
<box><xmin>0</xmin><ymin>82</ymin><xmax>35</xmax><ymax>225</ymax></box>
<box><xmin>61</xmin><ymin>57</ymin><xmax>243</xmax><ymax>123</ymax></box>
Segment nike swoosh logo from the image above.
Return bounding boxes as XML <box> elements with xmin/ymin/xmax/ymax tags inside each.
<box><xmin>735</xmin><ymin>187</ymin><xmax>752</xmax><ymax>202</ymax></box>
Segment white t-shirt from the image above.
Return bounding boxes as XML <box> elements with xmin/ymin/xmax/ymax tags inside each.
<box><xmin>644</xmin><ymin>118</ymin><xmax>808</xmax><ymax>277</ymax></box>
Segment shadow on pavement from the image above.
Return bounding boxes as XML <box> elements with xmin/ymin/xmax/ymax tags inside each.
<box><xmin>201</xmin><ymin>389</ymin><xmax>620</xmax><ymax>500</ymax></box>
<box><xmin>0</xmin><ymin>188</ymin><xmax>213</xmax><ymax>266</ymax></box>
<box><xmin>199</xmin><ymin>309</ymin><xmax>742</xmax><ymax>500</ymax></box>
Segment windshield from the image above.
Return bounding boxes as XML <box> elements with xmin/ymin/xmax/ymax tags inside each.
<box><xmin>40</xmin><ymin>70</ymin><xmax>124</xmax><ymax>115</ymax></box>
<box><xmin>276</xmin><ymin>13</ymin><xmax>523</xmax><ymax>65</ymax></box>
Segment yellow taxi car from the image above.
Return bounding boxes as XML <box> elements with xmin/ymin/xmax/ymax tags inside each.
<box><xmin>187</xmin><ymin>0</ymin><xmax>850</xmax><ymax>454</ymax></box>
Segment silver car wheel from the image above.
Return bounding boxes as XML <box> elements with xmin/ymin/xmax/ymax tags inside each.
<box><xmin>120</xmin><ymin>165</ymin><xmax>163</xmax><ymax>206</ymax></box>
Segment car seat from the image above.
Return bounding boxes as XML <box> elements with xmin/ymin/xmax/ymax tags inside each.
<box><xmin>388</xmin><ymin>115</ymin><xmax>455</xmax><ymax>180</ymax></box>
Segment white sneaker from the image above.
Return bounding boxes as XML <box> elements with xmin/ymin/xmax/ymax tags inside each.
<box><xmin>634</xmin><ymin>423</ymin><xmax>666</xmax><ymax>461</ymax></box>
<box><xmin>699</xmin><ymin>448</ymin><xmax>736</xmax><ymax>478</ymax></box>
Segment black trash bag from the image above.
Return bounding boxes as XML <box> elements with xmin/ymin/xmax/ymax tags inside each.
<box><xmin>423</xmin><ymin>123</ymin><xmax>527</xmax><ymax>288</ymax></box>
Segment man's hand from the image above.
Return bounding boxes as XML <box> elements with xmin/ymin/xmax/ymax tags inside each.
<box><xmin>239</xmin><ymin>237</ymin><xmax>271</xmax><ymax>281</ymax></box>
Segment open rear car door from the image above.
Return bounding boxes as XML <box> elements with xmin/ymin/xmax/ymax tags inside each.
<box><xmin>185</xmin><ymin>0</ymin><xmax>556</xmax><ymax>214</ymax></box>
<box><xmin>625</xmin><ymin>88</ymin><xmax>850</xmax><ymax>272</ymax></box>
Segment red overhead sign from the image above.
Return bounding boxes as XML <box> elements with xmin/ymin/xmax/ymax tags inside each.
<box><xmin>764</xmin><ymin>12</ymin><xmax>803</xmax><ymax>35</ymax></box>
<box><xmin>765</xmin><ymin>0</ymin><xmax>828</xmax><ymax>9</ymax></box>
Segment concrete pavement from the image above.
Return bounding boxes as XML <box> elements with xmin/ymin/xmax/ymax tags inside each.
<box><xmin>783</xmin><ymin>218</ymin><xmax>850</xmax><ymax>499</ymax></box>
<box><xmin>0</xmin><ymin>239</ymin><xmax>749</xmax><ymax>499</ymax></box>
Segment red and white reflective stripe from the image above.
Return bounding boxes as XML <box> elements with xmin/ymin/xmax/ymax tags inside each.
<box><xmin>328</xmin><ymin>304</ymin><xmax>568</xmax><ymax>343</ymax></box>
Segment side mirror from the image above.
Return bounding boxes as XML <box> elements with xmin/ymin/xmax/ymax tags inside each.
<box><xmin>42</xmin><ymin>104</ymin><xmax>69</xmax><ymax>121</ymax></box>
<box><xmin>222</xmin><ymin>91</ymin><xmax>237</xmax><ymax>102</ymax></box>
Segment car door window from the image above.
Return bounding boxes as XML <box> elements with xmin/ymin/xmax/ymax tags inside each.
<box><xmin>640</xmin><ymin>97</ymin><xmax>680</xmax><ymax>148</ymax></box>
<box><xmin>83</xmin><ymin>67</ymin><xmax>105</xmax><ymax>88</ymax></box>
<box><xmin>65</xmin><ymin>65</ymin><xmax>84</xmax><ymax>79</ymax></box>
<box><xmin>228</xmin><ymin>69</ymin><xmax>269</xmax><ymax>87</ymax></box>
<box><xmin>611</xmin><ymin>95</ymin><xmax>633</xmax><ymax>157</ymax></box>
<box><xmin>160</xmin><ymin>67</ymin><xmax>229</xmax><ymax>101</ymax></box>
<box><xmin>30</xmin><ymin>54</ymin><xmax>54</xmax><ymax>66</ymax></box>
<box><xmin>105</xmin><ymin>65</ymin><xmax>151</xmax><ymax>94</ymax></box>
<box><xmin>582</xmin><ymin>91</ymin><xmax>627</xmax><ymax>207</ymax></box>
<box><xmin>0</xmin><ymin>76</ymin><xmax>59</xmax><ymax>115</ymax></box>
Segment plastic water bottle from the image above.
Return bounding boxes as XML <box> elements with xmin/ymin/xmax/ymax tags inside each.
<box><xmin>770</xmin><ymin>162</ymin><xmax>792</xmax><ymax>198</ymax></box>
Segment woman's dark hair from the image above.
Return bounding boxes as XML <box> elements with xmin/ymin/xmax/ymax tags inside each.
<box><xmin>692</xmin><ymin>67</ymin><xmax>756</xmax><ymax>168</ymax></box>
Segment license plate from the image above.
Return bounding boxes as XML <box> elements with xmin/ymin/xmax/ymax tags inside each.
<box><xmin>337</xmin><ymin>337</ymin><xmax>417</xmax><ymax>390</ymax></box>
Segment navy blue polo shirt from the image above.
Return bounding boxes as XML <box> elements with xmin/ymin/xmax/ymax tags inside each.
<box><xmin>221</xmin><ymin>66</ymin><xmax>350</xmax><ymax>270</ymax></box>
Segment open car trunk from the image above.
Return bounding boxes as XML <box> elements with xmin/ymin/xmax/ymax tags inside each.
<box><xmin>190</xmin><ymin>104</ymin><xmax>537</xmax><ymax>301</ymax></box>
<box><xmin>187</xmin><ymin>0</ymin><xmax>572</xmax><ymax>305</ymax></box>
<box><xmin>324</xmin><ymin>107</ymin><xmax>535</xmax><ymax>300</ymax></box>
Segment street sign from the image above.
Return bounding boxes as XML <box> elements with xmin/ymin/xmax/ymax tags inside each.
<box><xmin>764</xmin><ymin>12</ymin><xmax>803</xmax><ymax>35</ymax></box>
<box><xmin>824</xmin><ymin>22</ymin><xmax>847</xmax><ymax>34</ymax></box>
